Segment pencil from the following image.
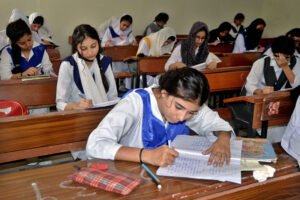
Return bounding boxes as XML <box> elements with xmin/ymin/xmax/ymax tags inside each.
<box><xmin>141</xmin><ymin>163</ymin><xmax>162</xmax><ymax>190</ymax></box>
<box><xmin>78</xmin><ymin>93</ymin><xmax>86</xmax><ymax>100</ymax></box>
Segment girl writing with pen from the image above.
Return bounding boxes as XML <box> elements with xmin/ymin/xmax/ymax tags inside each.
<box><xmin>87</xmin><ymin>67</ymin><xmax>235</xmax><ymax>167</ymax></box>
<box><xmin>0</xmin><ymin>18</ymin><xmax>52</xmax><ymax>80</ymax></box>
<box><xmin>56</xmin><ymin>24</ymin><xmax>118</xmax><ymax>112</ymax></box>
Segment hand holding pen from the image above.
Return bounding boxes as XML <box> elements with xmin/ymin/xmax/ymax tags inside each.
<box><xmin>78</xmin><ymin>93</ymin><xmax>92</xmax><ymax>109</ymax></box>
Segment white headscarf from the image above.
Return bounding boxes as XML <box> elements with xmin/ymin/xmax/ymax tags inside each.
<box><xmin>73</xmin><ymin>53</ymin><xmax>108</xmax><ymax>105</ymax></box>
<box><xmin>111</xmin><ymin>14</ymin><xmax>133</xmax><ymax>37</ymax></box>
<box><xmin>97</xmin><ymin>16</ymin><xmax>118</xmax><ymax>40</ymax></box>
<box><xmin>147</xmin><ymin>27</ymin><xmax>176</xmax><ymax>56</ymax></box>
<box><xmin>29</xmin><ymin>12</ymin><xmax>54</xmax><ymax>43</ymax></box>
<box><xmin>6</xmin><ymin>9</ymin><xmax>42</xmax><ymax>44</ymax></box>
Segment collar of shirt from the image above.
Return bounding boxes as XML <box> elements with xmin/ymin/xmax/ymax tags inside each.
<box><xmin>21</xmin><ymin>41</ymin><xmax>40</xmax><ymax>61</ymax></box>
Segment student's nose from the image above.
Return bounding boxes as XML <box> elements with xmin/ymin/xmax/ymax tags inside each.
<box><xmin>177</xmin><ymin>111</ymin><xmax>186</xmax><ymax>122</ymax></box>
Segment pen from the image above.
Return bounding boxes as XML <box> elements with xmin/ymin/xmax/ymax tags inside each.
<box><xmin>79</xmin><ymin>93</ymin><xmax>86</xmax><ymax>100</ymax></box>
<box><xmin>141</xmin><ymin>163</ymin><xmax>162</xmax><ymax>190</ymax></box>
<box><xmin>36</xmin><ymin>64</ymin><xmax>42</xmax><ymax>70</ymax></box>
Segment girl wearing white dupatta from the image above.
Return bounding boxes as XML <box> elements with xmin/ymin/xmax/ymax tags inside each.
<box><xmin>56</xmin><ymin>24</ymin><xmax>118</xmax><ymax>111</ymax></box>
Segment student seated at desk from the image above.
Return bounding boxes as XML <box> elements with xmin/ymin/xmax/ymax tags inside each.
<box><xmin>56</xmin><ymin>24</ymin><xmax>118</xmax><ymax>111</ymax></box>
<box><xmin>244</xmin><ymin>36</ymin><xmax>300</xmax><ymax>142</ymax></box>
<box><xmin>281</xmin><ymin>94</ymin><xmax>300</xmax><ymax>166</ymax></box>
<box><xmin>142</xmin><ymin>12</ymin><xmax>169</xmax><ymax>37</ymax></box>
<box><xmin>208</xmin><ymin>22</ymin><xmax>234</xmax><ymax>45</ymax></box>
<box><xmin>29</xmin><ymin>12</ymin><xmax>55</xmax><ymax>46</ymax></box>
<box><xmin>229</xmin><ymin>13</ymin><xmax>245</xmax><ymax>38</ymax></box>
<box><xmin>0</xmin><ymin>19</ymin><xmax>53</xmax><ymax>80</ymax></box>
<box><xmin>286</xmin><ymin>28</ymin><xmax>300</xmax><ymax>58</ymax></box>
<box><xmin>87</xmin><ymin>68</ymin><xmax>235</xmax><ymax>167</ymax></box>
<box><xmin>232</xmin><ymin>18</ymin><xmax>266</xmax><ymax>53</ymax></box>
<box><xmin>165</xmin><ymin>21</ymin><xmax>217</xmax><ymax>71</ymax></box>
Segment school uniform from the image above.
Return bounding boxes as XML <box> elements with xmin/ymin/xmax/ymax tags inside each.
<box><xmin>208</xmin><ymin>29</ymin><xmax>234</xmax><ymax>44</ymax></box>
<box><xmin>142</xmin><ymin>22</ymin><xmax>164</xmax><ymax>37</ymax></box>
<box><xmin>29</xmin><ymin>12</ymin><xmax>54</xmax><ymax>44</ymax></box>
<box><xmin>164</xmin><ymin>45</ymin><xmax>213</xmax><ymax>71</ymax></box>
<box><xmin>281</xmin><ymin>96</ymin><xmax>300</xmax><ymax>166</ymax></box>
<box><xmin>229</xmin><ymin>23</ymin><xmax>243</xmax><ymax>38</ymax></box>
<box><xmin>56</xmin><ymin>52</ymin><xmax>118</xmax><ymax>111</ymax></box>
<box><xmin>86</xmin><ymin>85</ymin><xmax>234</xmax><ymax>160</ymax></box>
<box><xmin>0</xmin><ymin>41</ymin><xmax>52</xmax><ymax>80</ymax></box>
<box><xmin>245</xmin><ymin>54</ymin><xmax>300</xmax><ymax>142</ymax></box>
<box><xmin>137</xmin><ymin>27</ymin><xmax>176</xmax><ymax>86</ymax></box>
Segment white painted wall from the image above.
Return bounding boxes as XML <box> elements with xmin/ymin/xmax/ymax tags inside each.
<box><xmin>0</xmin><ymin>0</ymin><xmax>299</xmax><ymax>57</ymax></box>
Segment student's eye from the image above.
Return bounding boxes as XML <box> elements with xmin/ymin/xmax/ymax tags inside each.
<box><xmin>80</xmin><ymin>47</ymin><xmax>87</xmax><ymax>51</ymax></box>
<box><xmin>175</xmin><ymin>105</ymin><xmax>183</xmax><ymax>110</ymax></box>
<box><xmin>91</xmin><ymin>44</ymin><xmax>97</xmax><ymax>48</ymax></box>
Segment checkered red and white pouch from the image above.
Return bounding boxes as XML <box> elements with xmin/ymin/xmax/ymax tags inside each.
<box><xmin>68</xmin><ymin>168</ymin><xmax>141</xmax><ymax>195</ymax></box>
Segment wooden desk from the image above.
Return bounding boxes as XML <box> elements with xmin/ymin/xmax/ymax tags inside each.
<box><xmin>216</xmin><ymin>52</ymin><xmax>260</xmax><ymax>67</ymax></box>
<box><xmin>224</xmin><ymin>91</ymin><xmax>294</xmax><ymax>138</ymax></box>
<box><xmin>0</xmin><ymin>108</ymin><xmax>111</xmax><ymax>163</ymax></box>
<box><xmin>209</xmin><ymin>43</ymin><xmax>233</xmax><ymax>53</ymax></box>
<box><xmin>0</xmin><ymin>78</ymin><xmax>57</xmax><ymax>109</ymax></box>
<box><xmin>103</xmin><ymin>46</ymin><xmax>138</xmax><ymax>62</ymax></box>
<box><xmin>0</xmin><ymin>144</ymin><xmax>297</xmax><ymax>199</ymax></box>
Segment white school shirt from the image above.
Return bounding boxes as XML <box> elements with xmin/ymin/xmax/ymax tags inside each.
<box><xmin>136</xmin><ymin>39</ymin><xmax>150</xmax><ymax>56</ymax></box>
<box><xmin>101</xmin><ymin>28</ymin><xmax>135</xmax><ymax>47</ymax></box>
<box><xmin>0</xmin><ymin>41</ymin><xmax>52</xmax><ymax>80</ymax></box>
<box><xmin>229</xmin><ymin>23</ymin><xmax>241</xmax><ymax>38</ymax></box>
<box><xmin>86</xmin><ymin>85</ymin><xmax>235</xmax><ymax>160</ymax></box>
<box><xmin>281</xmin><ymin>96</ymin><xmax>300</xmax><ymax>165</ymax></box>
<box><xmin>164</xmin><ymin>44</ymin><xmax>212</xmax><ymax>71</ymax></box>
<box><xmin>232</xmin><ymin>33</ymin><xmax>259</xmax><ymax>53</ymax></box>
<box><xmin>56</xmin><ymin>54</ymin><xmax>118</xmax><ymax>111</ymax></box>
<box><xmin>245</xmin><ymin>55</ymin><xmax>300</xmax><ymax>96</ymax></box>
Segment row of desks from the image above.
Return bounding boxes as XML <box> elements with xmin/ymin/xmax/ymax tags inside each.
<box><xmin>0</xmin><ymin>143</ymin><xmax>298</xmax><ymax>199</ymax></box>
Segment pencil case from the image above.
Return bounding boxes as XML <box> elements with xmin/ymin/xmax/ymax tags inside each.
<box><xmin>68</xmin><ymin>167</ymin><xmax>141</xmax><ymax>195</ymax></box>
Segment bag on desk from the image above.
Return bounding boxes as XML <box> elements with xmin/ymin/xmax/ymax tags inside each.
<box><xmin>0</xmin><ymin>100</ymin><xmax>29</xmax><ymax>117</ymax></box>
<box><xmin>68</xmin><ymin>167</ymin><xmax>141</xmax><ymax>195</ymax></box>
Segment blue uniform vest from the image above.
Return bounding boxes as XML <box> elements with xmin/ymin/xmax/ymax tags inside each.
<box><xmin>6</xmin><ymin>43</ymin><xmax>45</xmax><ymax>72</ymax></box>
<box><xmin>123</xmin><ymin>89</ymin><xmax>189</xmax><ymax>149</ymax></box>
<box><xmin>108</xmin><ymin>26</ymin><xmax>132</xmax><ymax>38</ymax></box>
<box><xmin>63</xmin><ymin>55</ymin><xmax>111</xmax><ymax>94</ymax></box>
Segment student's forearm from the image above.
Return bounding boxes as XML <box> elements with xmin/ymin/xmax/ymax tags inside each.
<box><xmin>282</xmin><ymin>65</ymin><xmax>295</xmax><ymax>84</ymax></box>
<box><xmin>114</xmin><ymin>146</ymin><xmax>141</xmax><ymax>163</ymax></box>
<box><xmin>10</xmin><ymin>72</ymin><xmax>22</xmax><ymax>79</ymax></box>
<box><xmin>253</xmin><ymin>88</ymin><xmax>263</xmax><ymax>95</ymax></box>
<box><xmin>214</xmin><ymin>131</ymin><xmax>231</xmax><ymax>139</ymax></box>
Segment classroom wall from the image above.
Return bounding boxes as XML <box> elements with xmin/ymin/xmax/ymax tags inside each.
<box><xmin>0</xmin><ymin>0</ymin><xmax>299</xmax><ymax>58</ymax></box>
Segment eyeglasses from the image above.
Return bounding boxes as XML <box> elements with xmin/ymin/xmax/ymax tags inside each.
<box><xmin>195</xmin><ymin>36</ymin><xmax>206</xmax><ymax>41</ymax></box>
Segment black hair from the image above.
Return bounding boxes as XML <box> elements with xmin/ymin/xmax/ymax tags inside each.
<box><xmin>155</xmin><ymin>12</ymin><xmax>169</xmax><ymax>23</ymax></box>
<box><xmin>286</xmin><ymin>28</ymin><xmax>300</xmax><ymax>38</ymax></box>
<box><xmin>120</xmin><ymin>15</ymin><xmax>132</xmax><ymax>24</ymax></box>
<box><xmin>159</xmin><ymin>68</ymin><xmax>210</xmax><ymax>106</ymax></box>
<box><xmin>32</xmin><ymin>16</ymin><xmax>44</xmax><ymax>26</ymax></box>
<box><xmin>72</xmin><ymin>24</ymin><xmax>109</xmax><ymax>92</ymax></box>
<box><xmin>6</xmin><ymin>19</ymin><xmax>32</xmax><ymax>69</ymax></box>
<box><xmin>234</xmin><ymin>13</ymin><xmax>245</xmax><ymax>21</ymax></box>
<box><xmin>168</xmin><ymin>36</ymin><xmax>176</xmax><ymax>41</ymax></box>
<box><xmin>218</xmin><ymin>22</ymin><xmax>232</xmax><ymax>32</ymax></box>
<box><xmin>271</xmin><ymin>35</ymin><xmax>295</xmax><ymax>56</ymax></box>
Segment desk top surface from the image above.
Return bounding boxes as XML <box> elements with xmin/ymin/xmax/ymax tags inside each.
<box><xmin>0</xmin><ymin>144</ymin><xmax>297</xmax><ymax>200</ymax></box>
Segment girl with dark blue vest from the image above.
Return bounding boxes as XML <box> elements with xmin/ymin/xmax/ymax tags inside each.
<box><xmin>56</xmin><ymin>24</ymin><xmax>118</xmax><ymax>112</ymax></box>
<box><xmin>87</xmin><ymin>68</ymin><xmax>235</xmax><ymax>167</ymax></box>
<box><xmin>0</xmin><ymin>19</ymin><xmax>52</xmax><ymax>80</ymax></box>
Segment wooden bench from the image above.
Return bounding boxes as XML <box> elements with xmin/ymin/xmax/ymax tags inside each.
<box><xmin>0</xmin><ymin>108</ymin><xmax>111</xmax><ymax>163</ymax></box>
<box><xmin>209</xmin><ymin>43</ymin><xmax>233</xmax><ymax>53</ymax></box>
<box><xmin>259</xmin><ymin>37</ymin><xmax>276</xmax><ymax>47</ymax></box>
<box><xmin>224</xmin><ymin>90</ymin><xmax>294</xmax><ymax>138</ymax></box>
<box><xmin>0</xmin><ymin>78</ymin><xmax>57</xmax><ymax>109</ymax></box>
<box><xmin>50</xmin><ymin>58</ymin><xmax>62</xmax><ymax>75</ymax></box>
<box><xmin>45</xmin><ymin>46</ymin><xmax>61</xmax><ymax>60</ymax></box>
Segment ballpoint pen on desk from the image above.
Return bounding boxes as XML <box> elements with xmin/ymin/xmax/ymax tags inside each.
<box><xmin>36</xmin><ymin>64</ymin><xmax>42</xmax><ymax>70</ymax></box>
<box><xmin>78</xmin><ymin>93</ymin><xmax>86</xmax><ymax>100</ymax></box>
<box><xmin>141</xmin><ymin>163</ymin><xmax>162</xmax><ymax>190</ymax></box>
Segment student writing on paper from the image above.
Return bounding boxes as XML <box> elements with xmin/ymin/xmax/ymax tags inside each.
<box><xmin>142</xmin><ymin>12</ymin><xmax>169</xmax><ymax>37</ymax></box>
<box><xmin>56</xmin><ymin>24</ymin><xmax>118</xmax><ymax>112</ymax></box>
<box><xmin>244</xmin><ymin>36</ymin><xmax>300</xmax><ymax>142</ymax></box>
<box><xmin>208</xmin><ymin>22</ymin><xmax>234</xmax><ymax>45</ymax></box>
<box><xmin>101</xmin><ymin>14</ymin><xmax>137</xmax><ymax>89</ymax></box>
<box><xmin>136</xmin><ymin>27</ymin><xmax>176</xmax><ymax>86</ymax></box>
<box><xmin>232</xmin><ymin>18</ymin><xmax>266</xmax><ymax>53</ymax></box>
<box><xmin>28</xmin><ymin>12</ymin><xmax>55</xmax><ymax>46</ymax></box>
<box><xmin>0</xmin><ymin>19</ymin><xmax>52</xmax><ymax>80</ymax></box>
<box><xmin>164</xmin><ymin>21</ymin><xmax>217</xmax><ymax>71</ymax></box>
<box><xmin>87</xmin><ymin>68</ymin><xmax>235</xmax><ymax>167</ymax></box>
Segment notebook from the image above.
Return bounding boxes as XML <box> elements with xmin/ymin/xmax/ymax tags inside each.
<box><xmin>156</xmin><ymin>135</ymin><xmax>243</xmax><ymax>184</ymax></box>
<box><xmin>88</xmin><ymin>98</ymin><xmax>120</xmax><ymax>109</ymax></box>
<box><xmin>190</xmin><ymin>62</ymin><xmax>206</xmax><ymax>71</ymax></box>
